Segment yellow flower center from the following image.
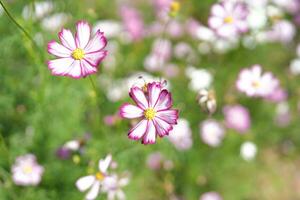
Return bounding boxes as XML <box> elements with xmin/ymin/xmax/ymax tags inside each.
<box><xmin>170</xmin><ymin>1</ymin><xmax>180</xmax><ymax>13</ymax></box>
<box><xmin>22</xmin><ymin>165</ymin><xmax>33</xmax><ymax>174</ymax></box>
<box><xmin>144</xmin><ymin>108</ymin><xmax>156</xmax><ymax>120</ymax></box>
<box><xmin>95</xmin><ymin>172</ymin><xmax>105</xmax><ymax>180</ymax></box>
<box><xmin>252</xmin><ymin>80</ymin><xmax>261</xmax><ymax>88</ymax></box>
<box><xmin>72</xmin><ymin>48</ymin><xmax>85</xmax><ymax>60</ymax></box>
<box><xmin>224</xmin><ymin>16</ymin><xmax>234</xmax><ymax>24</ymax></box>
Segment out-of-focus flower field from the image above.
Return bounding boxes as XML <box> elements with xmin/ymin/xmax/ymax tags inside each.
<box><xmin>0</xmin><ymin>0</ymin><xmax>300</xmax><ymax>199</ymax></box>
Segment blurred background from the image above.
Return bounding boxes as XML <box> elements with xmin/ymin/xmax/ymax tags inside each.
<box><xmin>0</xmin><ymin>0</ymin><xmax>300</xmax><ymax>199</ymax></box>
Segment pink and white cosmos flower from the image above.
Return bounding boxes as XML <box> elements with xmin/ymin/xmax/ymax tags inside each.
<box><xmin>119</xmin><ymin>81</ymin><xmax>179</xmax><ymax>144</ymax></box>
<box><xmin>208</xmin><ymin>1</ymin><xmax>248</xmax><ymax>38</ymax></box>
<box><xmin>47</xmin><ymin>20</ymin><xmax>107</xmax><ymax>79</ymax></box>
<box><xmin>236</xmin><ymin>65</ymin><xmax>279</xmax><ymax>97</ymax></box>
<box><xmin>223</xmin><ymin>105</ymin><xmax>251</xmax><ymax>134</ymax></box>
<box><xmin>11</xmin><ymin>154</ymin><xmax>44</xmax><ymax>186</ymax></box>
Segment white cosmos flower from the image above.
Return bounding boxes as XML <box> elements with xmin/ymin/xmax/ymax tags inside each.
<box><xmin>290</xmin><ymin>58</ymin><xmax>300</xmax><ymax>75</ymax></box>
<box><xmin>240</xmin><ymin>141</ymin><xmax>257</xmax><ymax>161</ymax></box>
<box><xmin>186</xmin><ymin>66</ymin><xmax>213</xmax><ymax>91</ymax></box>
<box><xmin>200</xmin><ymin>120</ymin><xmax>225</xmax><ymax>147</ymax></box>
<box><xmin>22</xmin><ymin>1</ymin><xmax>54</xmax><ymax>20</ymax></box>
<box><xmin>41</xmin><ymin>13</ymin><xmax>69</xmax><ymax>32</ymax></box>
<box><xmin>76</xmin><ymin>155</ymin><xmax>112</xmax><ymax>200</ymax></box>
<box><xmin>168</xmin><ymin>119</ymin><xmax>193</xmax><ymax>151</ymax></box>
<box><xmin>93</xmin><ymin>20</ymin><xmax>122</xmax><ymax>38</ymax></box>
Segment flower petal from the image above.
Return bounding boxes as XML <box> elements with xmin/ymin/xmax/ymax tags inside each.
<box><xmin>84</xmin><ymin>30</ymin><xmax>107</xmax><ymax>53</ymax></box>
<box><xmin>48</xmin><ymin>57</ymin><xmax>74</xmax><ymax>76</ymax></box>
<box><xmin>47</xmin><ymin>40</ymin><xmax>72</xmax><ymax>57</ymax></box>
<box><xmin>147</xmin><ymin>82</ymin><xmax>162</xmax><ymax>108</ymax></box>
<box><xmin>85</xmin><ymin>181</ymin><xmax>101</xmax><ymax>200</ymax></box>
<box><xmin>153</xmin><ymin>117</ymin><xmax>173</xmax><ymax>137</ymax></box>
<box><xmin>129</xmin><ymin>87</ymin><xmax>148</xmax><ymax>109</ymax></box>
<box><xmin>84</xmin><ymin>50</ymin><xmax>107</xmax><ymax>67</ymax></box>
<box><xmin>142</xmin><ymin>120</ymin><xmax>156</xmax><ymax>144</ymax></box>
<box><xmin>99</xmin><ymin>154</ymin><xmax>112</xmax><ymax>173</ymax></box>
<box><xmin>79</xmin><ymin>59</ymin><xmax>98</xmax><ymax>77</ymax></box>
<box><xmin>59</xmin><ymin>28</ymin><xmax>76</xmax><ymax>50</ymax></box>
<box><xmin>211</xmin><ymin>4</ymin><xmax>226</xmax><ymax>17</ymax></box>
<box><xmin>156</xmin><ymin>109</ymin><xmax>179</xmax><ymax>125</ymax></box>
<box><xmin>76</xmin><ymin>175</ymin><xmax>95</xmax><ymax>192</ymax></box>
<box><xmin>128</xmin><ymin>119</ymin><xmax>148</xmax><ymax>140</ymax></box>
<box><xmin>75</xmin><ymin>20</ymin><xmax>91</xmax><ymax>49</ymax></box>
<box><xmin>154</xmin><ymin>90</ymin><xmax>172</xmax><ymax>111</ymax></box>
<box><xmin>119</xmin><ymin>103</ymin><xmax>144</xmax><ymax>119</ymax></box>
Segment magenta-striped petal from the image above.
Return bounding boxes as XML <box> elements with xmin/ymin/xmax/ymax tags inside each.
<box><xmin>75</xmin><ymin>21</ymin><xmax>91</xmax><ymax>49</ymax></box>
<box><xmin>59</xmin><ymin>29</ymin><xmax>76</xmax><ymax>50</ymax></box>
<box><xmin>129</xmin><ymin>87</ymin><xmax>149</xmax><ymax>109</ymax></box>
<box><xmin>156</xmin><ymin>109</ymin><xmax>178</xmax><ymax>125</ymax></box>
<box><xmin>84</xmin><ymin>30</ymin><xmax>107</xmax><ymax>53</ymax></box>
<box><xmin>119</xmin><ymin>103</ymin><xmax>144</xmax><ymax>119</ymax></box>
<box><xmin>84</xmin><ymin>50</ymin><xmax>107</xmax><ymax>67</ymax></box>
<box><xmin>128</xmin><ymin>120</ymin><xmax>148</xmax><ymax>140</ymax></box>
<box><xmin>47</xmin><ymin>40</ymin><xmax>72</xmax><ymax>57</ymax></box>
<box><xmin>148</xmin><ymin>82</ymin><xmax>162</xmax><ymax>108</ymax></box>
<box><xmin>142</xmin><ymin>121</ymin><xmax>156</xmax><ymax>144</ymax></box>
<box><xmin>154</xmin><ymin>90</ymin><xmax>172</xmax><ymax>111</ymax></box>
<box><xmin>153</xmin><ymin>117</ymin><xmax>173</xmax><ymax>137</ymax></box>
<box><xmin>48</xmin><ymin>58</ymin><xmax>83</xmax><ymax>79</ymax></box>
<box><xmin>80</xmin><ymin>59</ymin><xmax>98</xmax><ymax>77</ymax></box>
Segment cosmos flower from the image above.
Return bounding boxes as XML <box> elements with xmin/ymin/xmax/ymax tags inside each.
<box><xmin>22</xmin><ymin>1</ymin><xmax>54</xmax><ymax>20</ymax></box>
<box><xmin>223</xmin><ymin>105</ymin><xmax>251</xmax><ymax>134</ymax></box>
<box><xmin>200</xmin><ymin>119</ymin><xmax>225</xmax><ymax>147</ymax></box>
<box><xmin>146</xmin><ymin>152</ymin><xmax>163</xmax><ymax>170</ymax></box>
<box><xmin>167</xmin><ymin>119</ymin><xmax>193</xmax><ymax>151</ymax></box>
<box><xmin>185</xmin><ymin>66</ymin><xmax>213</xmax><ymax>92</ymax></box>
<box><xmin>47</xmin><ymin>20</ymin><xmax>107</xmax><ymax>79</ymax></box>
<box><xmin>11</xmin><ymin>154</ymin><xmax>44</xmax><ymax>186</ymax></box>
<box><xmin>208</xmin><ymin>1</ymin><xmax>248</xmax><ymax>38</ymax></box>
<box><xmin>119</xmin><ymin>81</ymin><xmax>179</xmax><ymax>144</ymax></box>
<box><xmin>200</xmin><ymin>192</ymin><xmax>223</xmax><ymax>200</ymax></box>
<box><xmin>103</xmin><ymin>174</ymin><xmax>129</xmax><ymax>200</ymax></box>
<box><xmin>76</xmin><ymin>155</ymin><xmax>112</xmax><ymax>200</ymax></box>
<box><xmin>41</xmin><ymin>13</ymin><xmax>70</xmax><ymax>32</ymax></box>
<box><xmin>240</xmin><ymin>141</ymin><xmax>257</xmax><ymax>161</ymax></box>
<box><xmin>236</xmin><ymin>65</ymin><xmax>279</xmax><ymax>97</ymax></box>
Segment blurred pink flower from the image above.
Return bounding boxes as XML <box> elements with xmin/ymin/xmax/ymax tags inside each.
<box><xmin>11</xmin><ymin>154</ymin><xmax>44</xmax><ymax>186</ymax></box>
<box><xmin>208</xmin><ymin>1</ymin><xmax>248</xmax><ymax>38</ymax></box>
<box><xmin>200</xmin><ymin>120</ymin><xmax>225</xmax><ymax>147</ymax></box>
<box><xmin>236</xmin><ymin>65</ymin><xmax>279</xmax><ymax>97</ymax></box>
<box><xmin>223</xmin><ymin>105</ymin><xmax>251</xmax><ymax>133</ymax></box>
<box><xmin>153</xmin><ymin>0</ymin><xmax>172</xmax><ymax>19</ymax></box>
<box><xmin>119</xmin><ymin>81</ymin><xmax>178</xmax><ymax>144</ymax></box>
<box><xmin>265</xmin><ymin>87</ymin><xmax>288</xmax><ymax>102</ymax></box>
<box><xmin>200</xmin><ymin>192</ymin><xmax>222</xmax><ymax>200</ymax></box>
<box><xmin>76</xmin><ymin>155</ymin><xmax>112</xmax><ymax>200</ymax></box>
<box><xmin>47</xmin><ymin>20</ymin><xmax>107</xmax><ymax>78</ymax></box>
<box><xmin>267</xmin><ymin>20</ymin><xmax>296</xmax><ymax>44</ymax></box>
<box><xmin>168</xmin><ymin>119</ymin><xmax>193</xmax><ymax>151</ymax></box>
<box><xmin>146</xmin><ymin>152</ymin><xmax>163</xmax><ymax>170</ymax></box>
<box><xmin>120</xmin><ymin>6</ymin><xmax>144</xmax><ymax>41</ymax></box>
<box><xmin>104</xmin><ymin>115</ymin><xmax>119</xmax><ymax>126</ymax></box>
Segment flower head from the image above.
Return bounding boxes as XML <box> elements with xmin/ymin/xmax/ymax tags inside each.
<box><xmin>223</xmin><ymin>105</ymin><xmax>251</xmax><ymax>133</ymax></box>
<box><xmin>47</xmin><ymin>20</ymin><xmax>107</xmax><ymax>79</ymax></box>
<box><xmin>208</xmin><ymin>1</ymin><xmax>248</xmax><ymax>38</ymax></box>
<box><xmin>200</xmin><ymin>119</ymin><xmax>225</xmax><ymax>147</ymax></box>
<box><xmin>119</xmin><ymin>81</ymin><xmax>179</xmax><ymax>144</ymax></box>
<box><xmin>240</xmin><ymin>141</ymin><xmax>257</xmax><ymax>161</ymax></box>
<box><xmin>200</xmin><ymin>192</ymin><xmax>223</xmax><ymax>200</ymax></box>
<box><xmin>103</xmin><ymin>174</ymin><xmax>130</xmax><ymax>200</ymax></box>
<box><xmin>236</xmin><ymin>65</ymin><xmax>279</xmax><ymax>97</ymax></box>
<box><xmin>76</xmin><ymin>155</ymin><xmax>112</xmax><ymax>200</ymax></box>
<box><xmin>11</xmin><ymin>154</ymin><xmax>44</xmax><ymax>186</ymax></box>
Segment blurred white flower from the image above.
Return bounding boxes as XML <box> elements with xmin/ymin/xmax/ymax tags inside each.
<box><xmin>247</xmin><ymin>6</ymin><xmax>267</xmax><ymax>30</ymax></box>
<box><xmin>199</xmin><ymin>191</ymin><xmax>223</xmax><ymax>200</ymax></box>
<box><xmin>200</xmin><ymin>120</ymin><xmax>225</xmax><ymax>147</ymax></box>
<box><xmin>103</xmin><ymin>174</ymin><xmax>129</xmax><ymax>200</ymax></box>
<box><xmin>76</xmin><ymin>155</ymin><xmax>112</xmax><ymax>200</ymax></box>
<box><xmin>22</xmin><ymin>1</ymin><xmax>54</xmax><ymax>20</ymax></box>
<box><xmin>11</xmin><ymin>154</ymin><xmax>44</xmax><ymax>186</ymax></box>
<box><xmin>168</xmin><ymin>119</ymin><xmax>193</xmax><ymax>151</ymax></box>
<box><xmin>240</xmin><ymin>141</ymin><xmax>257</xmax><ymax>161</ymax></box>
<box><xmin>267</xmin><ymin>20</ymin><xmax>296</xmax><ymax>44</ymax></box>
<box><xmin>275</xmin><ymin>101</ymin><xmax>291</xmax><ymax>127</ymax></box>
<box><xmin>290</xmin><ymin>58</ymin><xmax>300</xmax><ymax>75</ymax></box>
<box><xmin>93</xmin><ymin>20</ymin><xmax>122</xmax><ymax>38</ymax></box>
<box><xmin>186</xmin><ymin>66</ymin><xmax>213</xmax><ymax>91</ymax></box>
<box><xmin>41</xmin><ymin>13</ymin><xmax>69</xmax><ymax>32</ymax></box>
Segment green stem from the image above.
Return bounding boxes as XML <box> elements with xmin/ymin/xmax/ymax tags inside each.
<box><xmin>0</xmin><ymin>1</ymin><xmax>39</xmax><ymax>49</ymax></box>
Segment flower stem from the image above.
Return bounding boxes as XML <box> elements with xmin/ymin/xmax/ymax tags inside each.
<box><xmin>0</xmin><ymin>1</ymin><xmax>39</xmax><ymax>49</ymax></box>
